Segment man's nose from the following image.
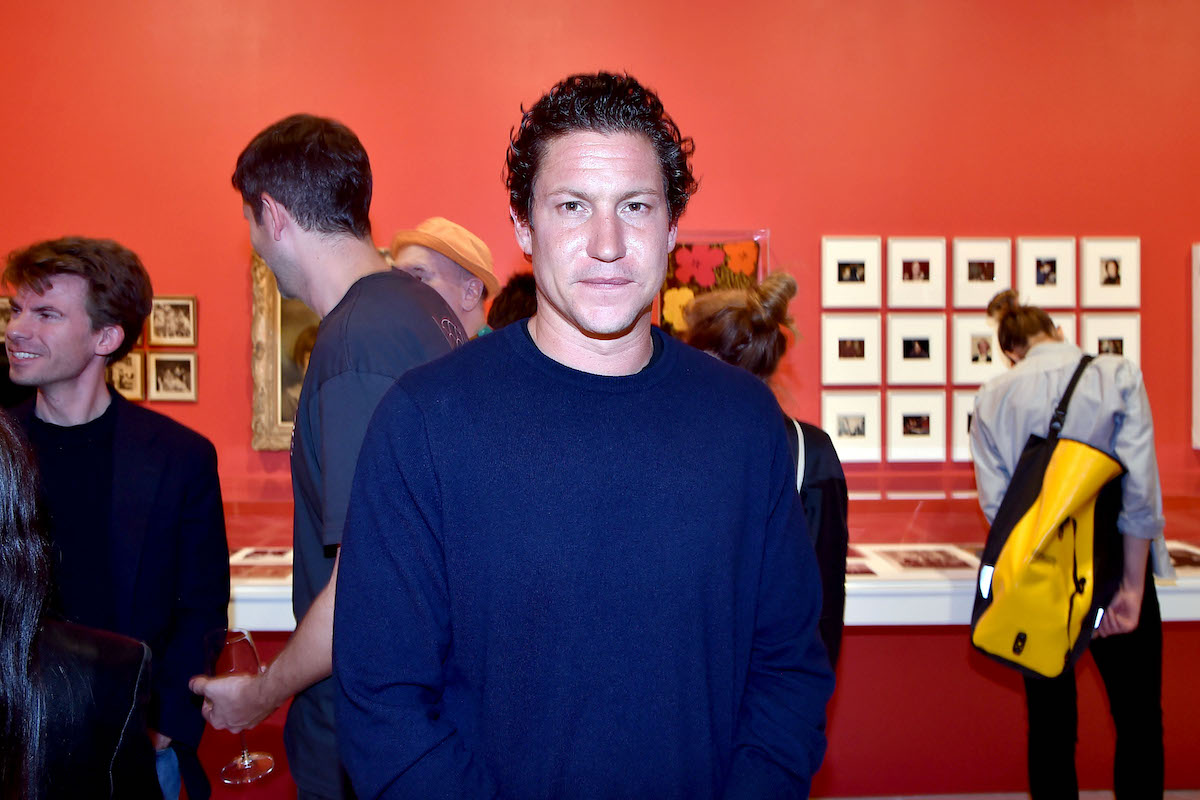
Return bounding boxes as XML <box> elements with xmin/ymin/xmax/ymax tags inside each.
<box><xmin>586</xmin><ymin>211</ymin><xmax>626</xmax><ymax>263</ymax></box>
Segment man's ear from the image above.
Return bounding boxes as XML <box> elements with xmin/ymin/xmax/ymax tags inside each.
<box><xmin>667</xmin><ymin>223</ymin><xmax>678</xmax><ymax>253</ymax></box>
<box><xmin>95</xmin><ymin>324</ymin><xmax>124</xmax><ymax>358</ymax></box>
<box><xmin>462</xmin><ymin>277</ymin><xmax>484</xmax><ymax>312</ymax></box>
<box><xmin>511</xmin><ymin>206</ymin><xmax>533</xmax><ymax>256</ymax></box>
<box><xmin>260</xmin><ymin>193</ymin><xmax>290</xmax><ymax>241</ymax></box>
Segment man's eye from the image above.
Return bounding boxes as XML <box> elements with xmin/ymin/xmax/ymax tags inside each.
<box><xmin>562</xmin><ymin>201</ymin><xmax>582</xmax><ymax>212</ymax></box>
<box><xmin>627</xmin><ymin>202</ymin><xmax>645</xmax><ymax>213</ymax></box>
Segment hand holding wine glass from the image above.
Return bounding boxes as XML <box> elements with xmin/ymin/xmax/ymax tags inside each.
<box><xmin>203</xmin><ymin>628</ymin><xmax>275</xmax><ymax>784</ymax></box>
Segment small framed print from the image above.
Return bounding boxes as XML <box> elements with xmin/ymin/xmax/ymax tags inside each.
<box><xmin>822</xmin><ymin>236</ymin><xmax>882</xmax><ymax>308</ymax></box>
<box><xmin>951</xmin><ymin>314</ymin><xmax>1004</xmax><ymax>385</ymax></box>
<box><xmin>952</xmin><ymin>238</ymin><xmax>1012</xmax><ymax>308</ymax></box>
<box><xmin>147</xmin><ymin>352</ymin><xmax>197</xmax><ymax>402</ymax></box>
<box><xmin>107</xmin><ymin>352</ymin><xmax>144</xmax><ymax>401</ymax></box>
<box><xmin>886</xmin><ymin>390</ymin><xmax>947</xmax><ymax>462</ymax></box>
<box><xmin>1049</xmin><ymin>312</ymin><xmax>1077</xmax><ymax>346</ymax></box>
<box><xmin>822</xmin><ymin>313</ymin><xmax>881</xmax><ymax>385</ymax></box>
<box><xmin>1016</xmin><ymin>237</ymin><xmax>1076</xmax><ymax>308</ymax></box>
<box><xmin>951</xmin><ymin>390</ymin><xmax>977</xmax><ymax>462</ymax></box>
<box><xmin>822</xmin><ymin>390</ymin><xmax>881</xmax><ymax>463</ymax></box>
<box><xmin>1080</xmin><ymin>313</ymin><xmax>1140</xmax><ymax>365</ymax></box>
<box><xmin>0</xmin><ymin>296</ymin><xmax>10</xmax><ymax>342</ymax></box>
<box><xmin>1080</xmin><ymin>237</ymin><xmax>1140</xmax><ymax>308</ymax></box>
<box><xmin>887</xmin><ymin>313</ymin><xmax>946</xmax><ymax>385</ymax></box>
<box><xmin>149</xmin><ymin>296</ymin><xmax>198</xmax><ymax>346</ymax></box>
<box><xmin>887</xmin><ymin>237</ymin><xmax>946</xmax><ymax>308</ymax></box>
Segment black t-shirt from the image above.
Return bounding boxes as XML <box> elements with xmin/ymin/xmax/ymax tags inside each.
<box><xmin>24</xmin><ymin>399</ymin><xmax>118</xmax><ymax>631</ymax></box>
<box><xmin>286</xmin><ymin>268</ymin><xmax>464</xmax><ymax>797</ymax></box>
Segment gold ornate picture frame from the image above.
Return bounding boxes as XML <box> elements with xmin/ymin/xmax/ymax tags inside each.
<box><xmin>251</xmin><ymin>254</ymin><xmax>320</xmax><ymax>450</ymax></box>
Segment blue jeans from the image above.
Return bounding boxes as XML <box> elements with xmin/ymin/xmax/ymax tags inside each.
<box><xmin>155</xmin><ymin>745</ymin><xmax>181</xmax><ymax>800</ymax></box>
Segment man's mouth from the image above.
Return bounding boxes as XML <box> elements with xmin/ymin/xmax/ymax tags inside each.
<box><xmin>9</xmin><ymin>351</ymin><xmax>39</xmax><ymax>360</ymax></box>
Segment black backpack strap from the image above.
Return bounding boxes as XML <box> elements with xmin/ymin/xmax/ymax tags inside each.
<box><xmin>1048</xmin><ymin>355</ymin><xmax>1095</xmax><ymax>440</ymax></box>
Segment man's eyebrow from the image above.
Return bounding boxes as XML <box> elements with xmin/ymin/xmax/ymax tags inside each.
<box><xmin>543</xmin><ymin>186</ymin><xmax>665</xmax><ymax>200</ymax></box>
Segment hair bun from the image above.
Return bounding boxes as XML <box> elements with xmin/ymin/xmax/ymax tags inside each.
<box><xmin>751</xmin><ymin>272</ymin><xmax>797</xmax><ymax>328</ymax></box>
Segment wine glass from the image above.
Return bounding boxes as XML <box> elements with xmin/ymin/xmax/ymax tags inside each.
<box><xmin>204</xmin><ymin>628</ymin><xmax>275</xmax><ymax>784</ymax></box>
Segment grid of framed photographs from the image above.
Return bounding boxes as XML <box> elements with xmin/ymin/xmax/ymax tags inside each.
<box><xmin>107</xmin><ymin>295</ymin><xmax>199</xmax><ymax>402</ymax></box>
<box><xmin>820</xmin><ymin>235</ymin><xmax>1142</xmax><ymax>464</ymax></box>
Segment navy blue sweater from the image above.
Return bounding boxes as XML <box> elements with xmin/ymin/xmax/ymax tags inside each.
<box><xmin>334</xmin><ymin>323</ymin><xmax>833</xmax><ymax>798</ymax></box>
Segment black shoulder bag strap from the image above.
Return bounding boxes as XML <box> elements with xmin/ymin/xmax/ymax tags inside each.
<box><xmin>1047</xmin><ymin>355</ymin><xmax>1095</xmax><ymax>443</ymax></box>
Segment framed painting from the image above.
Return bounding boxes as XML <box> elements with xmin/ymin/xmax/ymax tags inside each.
<box><xmin>952</xmin><ymin>238</ymin><xmax>1011</xmax><ymax>309</ymax></box>
<box><xmin>1016</xmin><ymin>237</ymin><xmax>1076</xmax><ymax>308</ymax></box>
<box><xmin>1080</xmin><ymin>237</ymin><xmax>1140</xmax><ymax>308</ymax></box>
<box><xmin>951</xmin><ymin>314</ymin><xmax>1004</xmax><ymax>385</ymax></box>
<box><xmin>251</xmin><ymin>254</ymin><xmax>321</xmax><ymax>450</ymax></box>
<box><xmin>821</xmin><ymin>390</ymin><xmax>882</xmax><ymax>463</ymax></box>
<box><xmin>149</xmin><ymin>295</ymin><xmax>198</xmax><ymax>346</ymax></box>
<box><xmin>887</xmin><ymin>237</ymin><xmax>946</xmax><ymax>309</ymax></box>
<box><xmin>657</xmin><ymin>230</ymin><xmax>767</xmax><ymax>337</ymax></box>
<box><xmin>886</xmin><ymin>313</ymin><xmax>946</xmax><ymax>385</ymax></box>
<box><xmin>1080</xmin><ymin>312</ymin><xmax>1140</xmax><ymax>366</ymax></box>
<box><xmin>886</xmin><ymin>390</ymin><xmax>947</xmax><ymax>463</ymax></box>
<box><xmin>821</xmin><ymin>313</ymin><xmax>881</xmax><ymax>385</ymax></box>
<box><xmin>822</xmin><ymin>236</ymin><xmax>882</xmax><ymax>309</ymax></box>
<box><xmin>107</xmin><ymin>351</ymin><xmax>145</xmax><ymax>401</ymax></box>
<box><xmin>147</xmin><ymin>352</ymin><xmax>197</xmax><ymax>402</ymax></box>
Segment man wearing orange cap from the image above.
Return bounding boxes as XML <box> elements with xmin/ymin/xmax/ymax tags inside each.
<box><xmin>391</xmin><ymin>217</ymin><xmax>499</xmax><ymax>339</ymax></box>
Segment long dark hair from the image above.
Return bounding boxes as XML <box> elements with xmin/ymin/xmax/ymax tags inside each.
<box><xmin>0</xmin><ymin>410</ymin><xmax>49</xmax><ymax>799</ymax></box>
<box><xmin>987</xmin><ymin>289</ymin><xmax>1057</xmax><ymax>355</ymax></box>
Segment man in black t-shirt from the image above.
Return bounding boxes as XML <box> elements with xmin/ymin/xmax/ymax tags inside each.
<box><xmin>4</xmin><ymin>237</ymin><xmax>229</xmax><ymax>800</ymax></box>
<box><xmin>188</xmin><ymin>113</ymin><xmax>464</xmax><ymax>800</ymax></box>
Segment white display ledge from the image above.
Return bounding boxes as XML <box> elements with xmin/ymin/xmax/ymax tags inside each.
<box><xmin>227</xmin><ymin>543</ymin><xmax>1200</xmax><ymax>632</ymax></box>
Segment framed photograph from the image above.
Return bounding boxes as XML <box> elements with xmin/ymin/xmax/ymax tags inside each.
<box><xmin>951</xmin><ymin>314</ymin><xmax>1004</xmax><ymax>385</ymax></box>
<box><xmin>1080</xmin><ymin>313</ymin><xmax>1140</xmax><ymax>365</ymax></box>
<box><xmin>0</xmin><ymin>296</ymin><xmax>10</xmax><ymax>342</ymax></box>
<box><xmin>1016</xmin><ymin>237</ymin><xmax>1076</xmax><ymax>308</ymax></box>
<box><xmin>107</xmin><ymin>352</ymin><xmax>144</xmax><ymax>401</ymax></box>
<box><xmin>952</xmin><ymin>238</ymin><xmax>1011</xmax><ymax>308</ymax></box>
<box><xmin>821</xmin><ymin>390</ymin><xmax>881</xmax><ymax>463</ymax></box>
<box><xmin>822</xmin><ymin>236</ymin><xmax>882</xmax><ymax>309</ymax></box>
<box><xmin>1049</xmin><ymin>312</ymin><xmax>1077</xmax><ymax>346</ymax></box>
<box><xmin>658</xmin><ymin>229</ymin><xmax>768</xmax><ymax>335</ymax></box>
<box><xmin>251</xmin><ymin>254</ymin><xmax>321</xmax><ymax>450</ymax></box>
<box><xmin>951</xmin><ymin>389</ymin><xmax>977</xmax><ymax>462</ymax></box>
<box><xmin>886</xmin><ymin>390</ymin><xmax>947</xmax><ymax>462</ymax></box>
<box><xmin>887</xmin><ymin>313</ymin><xmax>946</xmax><ymax>385</ymax></box>
<box><xmin>1080</xmin><ymin>237</ymin><xmax>1140</xmax><ymax>308</ymax></box>
<box><xmin>146</xmin><ymin>352</ymin><xmax>197</xmax><ymax>402</ymax></box>
<box><xmin>887</xmin><ymin>237</ymin><xmax>946</xmax><ymax>308</ymax></box>
<box><xmin>821</xmin><ymin>313</ymin><xmax>881</xmax><ymax>385</ymax></box>
<box><xmin>148</xmin><ymin>296</ymin><xmax>197</xmax><ymax>346</ymax></box>
<box><xmin>868</xmin><ymin>543</ymin><xmax>978</xmax><ymax>572</ymax></box>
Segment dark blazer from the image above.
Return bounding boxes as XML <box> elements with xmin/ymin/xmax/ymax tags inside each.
<box><xmin>16</xmin><ymin>390</ymin><xmax>230</xmax><ymax>799</ymax></box>
<box><xmin>786</xmin><ymin>418</ymin><xmax>850</xmax><ymax>668</ymax></box>
<box><xmin>36</xmin><ymin>620</ymin><xmax>163</xmax><ymax>799</ymax></box>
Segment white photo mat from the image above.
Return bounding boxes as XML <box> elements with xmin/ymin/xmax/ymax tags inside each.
<box><xmin>1049</xmin><ymin>312</ymin><xmax>1077</xmax><ymax>346</ymax></box>
<box><xmin>886</xmin><ymin>390</ymin><xmax>947</xmax><ymax>462</ymax></box>
<box><xmin>1017</xmin><ymin>237</ymin><xmax>1076</xmax><ymax>308</ymax></box>
<box><xmin>887</xmin><ymin>237</ymin><xmax>946</xmax><ymax>309</ymax></box>
<box><xmin>951</xmin><ymin>389</ymin><xmax>977</xmax><ymax>462</ymax></box>
<box><xmin>951</xmin><ymin>314</ymin><xmax>1004</xmax><ymax>385</ymax></box>
<box><xmin>1080</xmin><ymin>237</ymin><xmax>1140</xmax><ymax>308</ymax></box>
<box><xmin>1080</xmin><ymin>313</ymin><xmax>1140</xmax><ymax>366</ymax></box>
<box><xmin>821</xmin><ymin>313</ymin><xmax>882</xmax><ymax>385</ymax></box>
<box><xmin>822</xmin><ymin>390</ymin><xmax>882</xmax><ymax>463</ymax></box>
<box><xmin>887</xmin><ymin>313</ymin><xmax>946</xmax><ymax>385</ymax></box>
<box><xmin>952</xmin><ymin>238</ymin><xmax>1012</xmax><ymax>309</ymax></box>
<box><xmin>822</xmin><ymin>236</ymin><xmax>882</xmax><ymax>309</ymax></box>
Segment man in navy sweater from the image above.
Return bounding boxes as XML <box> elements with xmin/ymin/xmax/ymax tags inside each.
<box><xmin>334</xmin><ymin>72</ymin><xmax>834</xmax><ymax>798</ymax></box>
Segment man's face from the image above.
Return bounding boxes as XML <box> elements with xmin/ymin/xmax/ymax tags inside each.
<box><xmin>393</xmin><ymin>245</ymin><xmax>471</xmax><ymax>316</ymax></box>
<box><xmin>5</xmin><ymin>274</ymin><xmax>111</xmax><ymax>392</ymax></box>
<box><xmin>514</xmin><ymin>130</ymin><xmax>677</xmax><ymax>340</ymax></box>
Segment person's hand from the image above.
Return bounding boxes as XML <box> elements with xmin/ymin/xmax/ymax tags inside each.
<box><xmin>189</xmin><ymin>666</ymin><xmax>274</xmax><ymax>732</ymax></box>
<box><xmin>1095</xmin><ymin>579</ymin><xmax>1144</xmax><ymax>638</ymax></box>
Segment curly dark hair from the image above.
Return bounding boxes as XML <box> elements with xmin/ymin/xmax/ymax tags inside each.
<box><xmin>233</xmin><ymin>113</ymin><xmax>373</xmax><ymax>239</ymax></box>
<box><xmin>3</xmin><ymin>237</ymin><xmax>153</xmax><ymax>364</ymax></box>
<box><xmin>505</xmin><ymin>72</ymin><xmax>698</xmax><ymax>226</ymax></box>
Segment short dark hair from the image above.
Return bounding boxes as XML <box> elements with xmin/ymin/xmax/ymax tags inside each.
<box><xmin>3</xmin><ymin>237</ymin><xmax>152</xmax><ymax>363</ymax></box>
<box><xmin>505</xmin><ymin>72</ymin><xmax>697</xmax><ymax>227</ymax></box>
<box><xmin>233</xmin><ymin>114</ymin><xmax>373</xmax><ymax>239</ymax></box>
<box><xmin>486</xmin><ymin>272</ymin><xmax>538</xmax><ymax>330</ymax></box>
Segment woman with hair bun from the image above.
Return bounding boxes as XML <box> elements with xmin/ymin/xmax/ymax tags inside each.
<box><xmin>972</xmin><ymin>290</ymin><xmax>1169</xmax><ymax>798</ymax></box>
<box><xmin>0</xmin><ymin>410</ymin><xmax>160</xmax><ymax>799</ymax></box>
<box><xmin>684</xmin><ymin>273</ymin><xmax>849</xmax><ymax>668</ymax></box>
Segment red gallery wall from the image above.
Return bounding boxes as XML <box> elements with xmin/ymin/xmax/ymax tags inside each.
<box><xmin>3</xmin><ymin>0</ymin><xmax>1198</xmax><ymax>793</ymax></box>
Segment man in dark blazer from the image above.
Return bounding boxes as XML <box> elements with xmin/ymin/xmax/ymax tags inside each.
<box><xmin>4</xmin><ymin>236</ymin><xmax>230</xmax><ymax>800</ymax></box>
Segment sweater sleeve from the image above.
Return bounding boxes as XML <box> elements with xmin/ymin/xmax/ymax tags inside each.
<box><xmin>723</xmin><ymin>429</ymin><xmax>835</xmax><ymax>798</ymax></box>
<box><xmin>334</xmin><ymin>386</ymin><xmax>498</xmax><ymax>799</ymax></box>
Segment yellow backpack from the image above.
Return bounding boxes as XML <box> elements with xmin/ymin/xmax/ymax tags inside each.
<box><xmin>970</xmin><ymin>356</ymin><xmax>1125</xmax><ymax>679</ymax></box>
